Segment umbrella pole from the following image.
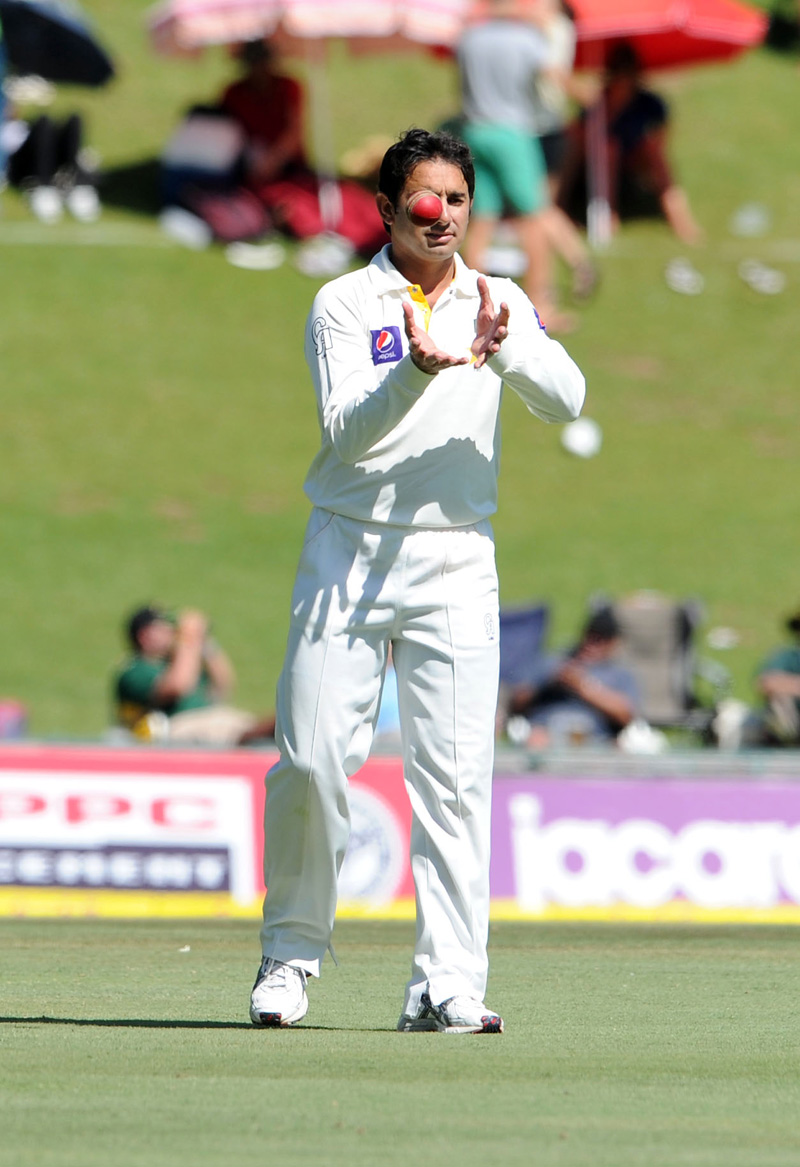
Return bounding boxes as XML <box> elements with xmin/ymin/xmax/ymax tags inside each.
<box><xmin>584</xmin><ymin>43</ymin><xmax>611</xmax><ymax>250</ymax></box>
<box><xmin>586</xmin><ymin>94</ymin><xmax>612</xmax><ymax>248</ymax></box>
<box><xmin>304</xmin><ymin>38</ymin><xmax>342</xmax><ymax>233</ymax></box>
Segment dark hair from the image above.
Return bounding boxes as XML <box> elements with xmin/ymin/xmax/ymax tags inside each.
<box><xmin>606</xmin><ymin>41</ymin><xmax>642</xmax><ymax>77</ymax></box>
<box><xmin>126</xmin><ymin>605</ymin><xmax>171</xmax><ymax>650</ymax></box>
<box><xmin>582</xmin><ymin>609</ymin><xmax>621</xmax><ymax>643</ymax></box>
<box><xmin>236</xmin><ymin>39</ymin><xmax>274</xmax><ymax>69</ymax></box>
<box><xmin>377</xmin><ymin>128</ymin><xmax>475</xmax><ymax>215</ymax></box>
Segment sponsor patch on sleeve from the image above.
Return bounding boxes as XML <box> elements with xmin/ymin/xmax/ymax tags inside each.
<box><xmin>370</xmin><ymin>326</ymin><xmax>403</xmax><ymax>365</ymax></box>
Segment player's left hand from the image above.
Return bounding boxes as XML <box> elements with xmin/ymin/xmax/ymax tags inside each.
<box><xmin>471</xmin><ymin>276</ymin><xmax>510</xmax><ymax>370</ymax></box>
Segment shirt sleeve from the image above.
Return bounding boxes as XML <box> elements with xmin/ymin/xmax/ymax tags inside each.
<box><xmin>485</xmin><ymin>280</ymin><xmax>586</xmax><ymax>423</ymax></box>
<box><xmin>305</xmin><ymin>282</ymin><xmax>433</xmax><ymax>465</ymax></box>
<box><xmin>757</xmin><ymin>647</ymin><xmax>798</xmax><ymax>677</ymax></box>
<box><xmin>609</xmin><ymin>665</ymin><xmax>643</xmax><ymax>717</ymax></box>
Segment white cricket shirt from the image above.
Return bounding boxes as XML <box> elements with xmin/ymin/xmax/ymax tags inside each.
<box><xmin>302</xmin><ymin>246</ymin><xmax>585</xmax><ymax>529</ymax></box>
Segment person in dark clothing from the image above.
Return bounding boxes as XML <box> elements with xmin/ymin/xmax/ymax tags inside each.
<box><xmin>558</xmin><ymin>41</ymin><xmax>703</xmax><ymax>243</ymax></box>
<box><xmin>508</xmin><ymin>608</ymin><xmax>641</xmax><ymax>747</ymax></box>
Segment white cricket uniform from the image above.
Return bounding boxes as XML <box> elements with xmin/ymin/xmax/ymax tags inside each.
<box><xmin>260</xmin><ymin>246</ymin><xmax>585</xmax><ymax>1014</ymax></box>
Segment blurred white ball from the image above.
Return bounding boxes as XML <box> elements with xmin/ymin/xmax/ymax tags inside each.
<box><xmin>561</xmin><ymin>417</ymin><xmax>602</xmax><ymax>459</ymax></box>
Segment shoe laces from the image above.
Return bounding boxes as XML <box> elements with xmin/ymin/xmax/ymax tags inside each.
<box><xmin>421</xmin><ymin>988</ymin><xmax>494</xmax><ymax>1021</ymax></box>
<box><xmin>258</xmin><ymin>959</ymin><xmax>306</xmax><ymax>991</ymax></box>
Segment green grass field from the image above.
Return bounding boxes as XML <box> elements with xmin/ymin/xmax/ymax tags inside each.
<box><xmin>2</xmin><ymin>1</ymin><xmax>800</xmax><ymax>737</ymax></box>
<box><xmin>2</xmin><ymin>918</ymin><xmax>799</xmax><ymax>1167</ymax></box>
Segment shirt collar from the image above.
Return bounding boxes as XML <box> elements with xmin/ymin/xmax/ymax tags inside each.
<box><xmin>367</xmin><ymin>245</ymin><xmax>480</xmax><ymax>299</ymax></box>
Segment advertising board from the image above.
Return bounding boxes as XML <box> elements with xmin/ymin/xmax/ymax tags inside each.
<box><xmin>1</xmin><ymin>745</ymin><xmax>799</xmax><ymax>921</ymax></box>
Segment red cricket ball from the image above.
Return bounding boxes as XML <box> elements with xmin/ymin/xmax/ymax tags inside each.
<box><xmin>407</xmin><ymin>191</ymin><xmax>444</xmax><ymax>223</ymax></box>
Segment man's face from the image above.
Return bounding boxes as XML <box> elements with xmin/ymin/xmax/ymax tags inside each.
<box><xmin>377</xmin><ymin>158</ymin><xmax>471</xmax><ymax>269</ymax></box>
<box><xmin>580</xmin><ymin>635</ymin><xmax>619</xmax><ymax>663</ymax></box>
<box><xmin>138</xmin><ymin>618</ymin><xmax>175</xmax><ymax>659</ymax></box>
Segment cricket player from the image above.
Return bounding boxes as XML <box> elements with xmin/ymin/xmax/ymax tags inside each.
<box><xmin>250</xmin><ymin>128</ymin><xmax>585</xmax><ymax>1034</ymax></box>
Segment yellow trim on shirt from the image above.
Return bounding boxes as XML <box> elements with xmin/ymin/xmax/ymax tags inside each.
<box><xmin>407</xmin><ymin>280</ymin><xmax>477</xmax><ymax>361</ymax></box>
<box><xmin>406</xmin><ymin>284</ymin><xmax>432</xmax><ymax>330</ymax></box>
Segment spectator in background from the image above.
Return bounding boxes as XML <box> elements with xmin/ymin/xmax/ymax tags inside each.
<box><xmin>457</xmin><ymin>0</ymin><xmax>577</xmax><ymax>332</ymax></box>
<box><xmin>220</xmin><ymin>39</ymin><xmax>307</xmax><ymax>195</ymax></box>
<box><xmin>528</xmin><ymin>0</ymin><xmax>600</xmax><ymax>300</ymax></box>
<box><xmin>505</xmin><ymin>608</ymin><xmax>641</xmax><ymax>747</ymax></box>
<box><xmin>558</xmin><ymin>41</ymin><xmax>703</xmax><ymax>244</ymax></box>
<box><xmin>114</xmin><ymin>605</ymin><xmax>275</xmax><ymax>746</ymax></box>
<box><xmin>751</xmin><ymin>608</ymin><xmax>800</xmax><ymax>745</ymax></box>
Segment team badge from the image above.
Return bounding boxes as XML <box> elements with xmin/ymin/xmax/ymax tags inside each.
<box><xmin>312</xmin><ymin>316</ymin><xmax>333</xmax><ymax>357</ymax></box>
<box><xmin>370</xmin><ymin>326</ymin><xmax>403</xmax><ymax>365</ymax></box>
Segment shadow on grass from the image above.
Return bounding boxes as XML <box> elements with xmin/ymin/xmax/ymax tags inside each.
<box><xmin>2</xmin><ymin>1015</ymin><xmax>252</xmax><ymax>1029</ymax></box>
<box><xmin>1</xmin><ymin>1015</ymin><xmax>389</xmax><ymax>1032</ymax></box>
<box><xmin>98</xmin><ymin>157</ymin><xmax>162</xmax><ymax>218</ymax></box>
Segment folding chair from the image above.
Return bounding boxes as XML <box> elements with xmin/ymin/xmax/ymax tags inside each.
<box><xmin>499</xmin><ymin>602</ymin><xmax>551</xmax><ymax>687</ymax></box>
<box><xmin>496</xmin><ymin>603</ymin><xmax>551</xmax><ymax>738</ymax></box>
<box><xmin>588</xmin><ymin>591</ymin><xmax>730</xmax><ymax>735</ymax></box>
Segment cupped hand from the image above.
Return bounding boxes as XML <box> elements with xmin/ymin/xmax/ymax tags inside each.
<box><xmin>470</xmin><ymin>276</ymin><xmax>509</xmax><ymax>369</ymax></box>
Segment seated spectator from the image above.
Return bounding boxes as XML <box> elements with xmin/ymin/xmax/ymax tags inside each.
<box><xmin>211</xmin><ymin>39</ymin><xmax>386</xmax><ymax>260</ymax></box>
<box><xmin>114</xmin><ymin>605</ymin><xmax>275</xmax><ymax>746</ymax></box>
<box><xmin>558</xmin><ymin>41</ymin><xmax>703</xmax><ymax>244</ymax></box>
<box><xmin>713</xmin><ymin>608</ymin><xmax>800</xmax><ymax>750</ymax></box>
<box><xmin>506</xmin><ymin>608</ymin><xmax>641</xmax><ymax>747</ymax></box>
<box><xmin>220</xmin><ymin>39</ymin><xmax>308</xmax><ymax>195</ymax></box>
<box><xmin>751</xmin><ymin>608</ymin><xmax>800</xmax><ymax>746</ymax></box>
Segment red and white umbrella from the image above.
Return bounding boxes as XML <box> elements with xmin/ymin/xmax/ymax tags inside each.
<box><xmin>571</xmin><ymin>0</ymin><xmax>768</xmax><ymax>71</ymax></box>
<box><xmin>567</xmin><ymin>0</ymin><xmax>767</xmax><ymax>243</ymax></box>
<box><xmin>148</xmin><ymin>0</ymin><xmax>469</xmax><ymax>56</ymax></box>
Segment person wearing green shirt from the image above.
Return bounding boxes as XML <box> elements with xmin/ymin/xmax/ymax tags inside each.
<box><xmin>114</xmin><ymin>605</ymin><xmax>274</xmax><ymax>745</ymax></box>
<box><xmin>754</xmin><ymin>609</ymin><xmax>800</xmax><ymax>745</ymax></box>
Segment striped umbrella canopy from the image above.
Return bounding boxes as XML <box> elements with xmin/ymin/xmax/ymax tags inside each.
<box><xmin>148</xmin><ymin>0</ymin><xmax>469</xmax><ymax>229</ymax></box>
<box><xmin>571</xmin><ymin>0</ymin><xmax>768</xmax><ymax>71</ymax></box>
<box><xmin>148</xmin><ymin>0</ymin><xmax>469</xmax><ymax>56</ymax></box>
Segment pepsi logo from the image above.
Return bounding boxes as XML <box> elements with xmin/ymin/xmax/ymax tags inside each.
<box><xmin>370</xmin><ymin>325</ymin><xmax>402</xmax><ymax>364</ymax></box>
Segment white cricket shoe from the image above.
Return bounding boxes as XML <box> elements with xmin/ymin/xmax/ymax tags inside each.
<box><xmin>397</xmin><ymin>990</ymin><xmax>504</xmax><ymax>1034</ymax></box>
<box><xmin>396</xmin><ymin>996</ymin><xmax>438</xmax><ymax>1032</ymax></box>
<box><xmin>249</xmin><ymin>958</ymin><xmax>308</xmax><ymax>1028</ymax></box>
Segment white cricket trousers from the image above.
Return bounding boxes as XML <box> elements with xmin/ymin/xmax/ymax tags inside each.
<box><xmin>260</xmin><ymin>507</ymin><xmax>500</xmax><ymax>1013</ymax></box>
